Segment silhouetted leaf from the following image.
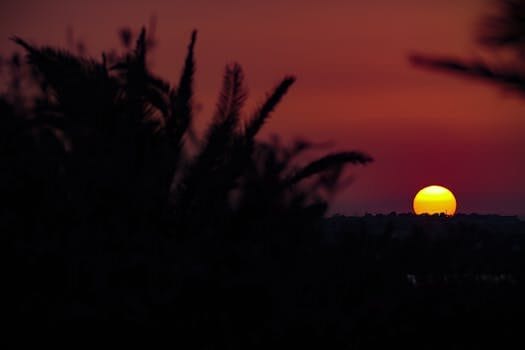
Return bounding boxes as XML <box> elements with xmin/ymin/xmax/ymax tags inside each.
<box><xmin>287</xmin><ymin>151</ymin><xmax>373</xmax><ymax>185</ymax></box>
<box><xmin>245</xmin><ymin>76</ymin><xmax>295</xmax><ymax>140</ymax></box>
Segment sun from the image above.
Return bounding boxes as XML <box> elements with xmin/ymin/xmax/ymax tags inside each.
<box><xmin>413</xmin><ymin>185</ymin><xmax>457</xmax><ymax>216</ymax></box>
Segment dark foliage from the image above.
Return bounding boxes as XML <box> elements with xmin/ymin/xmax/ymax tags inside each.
<box><xmin>1</xmin><ymin>28</ymin><xmax>373</xmax><ymax>340</ymax></box>
<box><xmin>477</xmin><ymin>0</ymin><xmax>525</xmax><ymax>55</ymax></box>
<box><xmin>409</xmin><ymin>54</ymin><xmax>525</xmax><ymax>94</ymax></box>
<box><xmin>2</xmin><ymin>20</ymin><xmax>524</xmax><ymax>348</ymax></box>
<box><xmin>410</xmin><ymin>0</ymin><xmax>525</xmax><ymax>96</ymax></box>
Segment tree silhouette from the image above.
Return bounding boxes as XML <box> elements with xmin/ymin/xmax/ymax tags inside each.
<box><xmin>1</xmin><ymin>27</ymin><xmax>373</xmax><ymax>334</ymax></box>
<box><xmin>4</xmin><ymin>20</ymin><xmax>525</xmax><ymax>348</ymax></box>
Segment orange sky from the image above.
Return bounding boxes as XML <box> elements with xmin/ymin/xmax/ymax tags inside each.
<box><xmin>1</xmin><ymin>0</ymin><xmax>524</xmax><ymax>215</ymax></box>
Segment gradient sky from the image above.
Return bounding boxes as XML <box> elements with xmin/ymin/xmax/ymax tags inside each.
<box><xmin>1</xmin><ymin>0</ymin><xmax>524</xmax><ymax>215</ymax></box>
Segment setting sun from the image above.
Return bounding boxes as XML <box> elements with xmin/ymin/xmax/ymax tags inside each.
<box><xmin>413</xmin><ymin>185</ymin><xmax>457</xmax><ymax>216</ymax></box>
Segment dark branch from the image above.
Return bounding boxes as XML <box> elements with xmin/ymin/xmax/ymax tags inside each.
<box><xmin>409</xmin><ymin>53</ymin><xmax>525</xmax><ymax>93</ymax></box>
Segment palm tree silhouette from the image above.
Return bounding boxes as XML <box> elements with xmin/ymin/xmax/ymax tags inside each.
<box><xmin>3</xmin><ymin>27</ymin><xmax>372</xmax><ymax>329</ymax></box>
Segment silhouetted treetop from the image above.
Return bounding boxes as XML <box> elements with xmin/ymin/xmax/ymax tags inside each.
<box><xmin>3</xmin><ymin>27</ymin><xmax>372</xmax><ymax>245</ymax></box>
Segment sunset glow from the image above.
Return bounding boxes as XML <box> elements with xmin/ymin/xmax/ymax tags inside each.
<box><xmin>1</xmin><ymin>0</ymin><xmax>524</xmax><ymax>215</ymax></box>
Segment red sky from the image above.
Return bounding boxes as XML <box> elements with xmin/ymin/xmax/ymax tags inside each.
<box><xmin>1</xmin><ymin>0</ymin><xmax>524</xmax><ymax>215</ymax></box>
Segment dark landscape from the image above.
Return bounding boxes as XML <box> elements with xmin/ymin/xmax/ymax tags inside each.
<box><xmin>2</xmin><ymin>0</ymin><xmax>525</xmax><ymax>347</ymax></box>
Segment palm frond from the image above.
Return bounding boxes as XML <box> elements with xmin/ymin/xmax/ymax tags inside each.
<box><xmin>208</xmin><ymin>63</ymin><xmax>246</xmax><ymax>138</ymax></box>
<box><xmin>186</xmin><ymin>63</ymin><xmax>247</xmax><ymax>172</ymax></box>
<box><xmin>11</xmin><ymin>38</ymin><xmax>123</xmax><ymax>155</ymax></box>
<box><xmin>409</xmin><ymin>54</ymin><xmax>525</xmax><ymax>93</ymax></box>
<box><xmin>172</xmin><ymin>64</ymin><xmax>250</xmax><ymax>230</ymax></box>
<box><xmin>135</xmin><ymin>27</ymin><xmax>147</xmax><ymax>66</ymax></box>
<box><xmin>477</xmin><ymin>0</ymin><xmax>525</xmax><ymax>52</ymax></box>
<box><xmin>169</xmin><ymin>30</ymin><xmax>197</xmax><ymax>140</ymax></box>
<box><xmin>12</xmin><ymin>37</ymin><xmax>115</xmax><ymax>119</ymax></box>
<box><xmin>286</xmin><ymin>151</ymin><xmax>373</xmax><ymax>186</ymax></box>
<box><xmin>244</xmin><ymin>76</ymin><xmax>295</xmax><ymax>140</ymax></box>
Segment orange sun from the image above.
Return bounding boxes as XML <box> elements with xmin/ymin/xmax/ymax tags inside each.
<box><xmin>413</xmin><ymin>185</ymin><xmax>457</xmax><ymax>216</ymax></box>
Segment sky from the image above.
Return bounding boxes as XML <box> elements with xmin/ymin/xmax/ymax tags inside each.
<box><xmin>1</xmin><ymin>0</ymin><xmax>524</xmax><ymax>215</ymax></box>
